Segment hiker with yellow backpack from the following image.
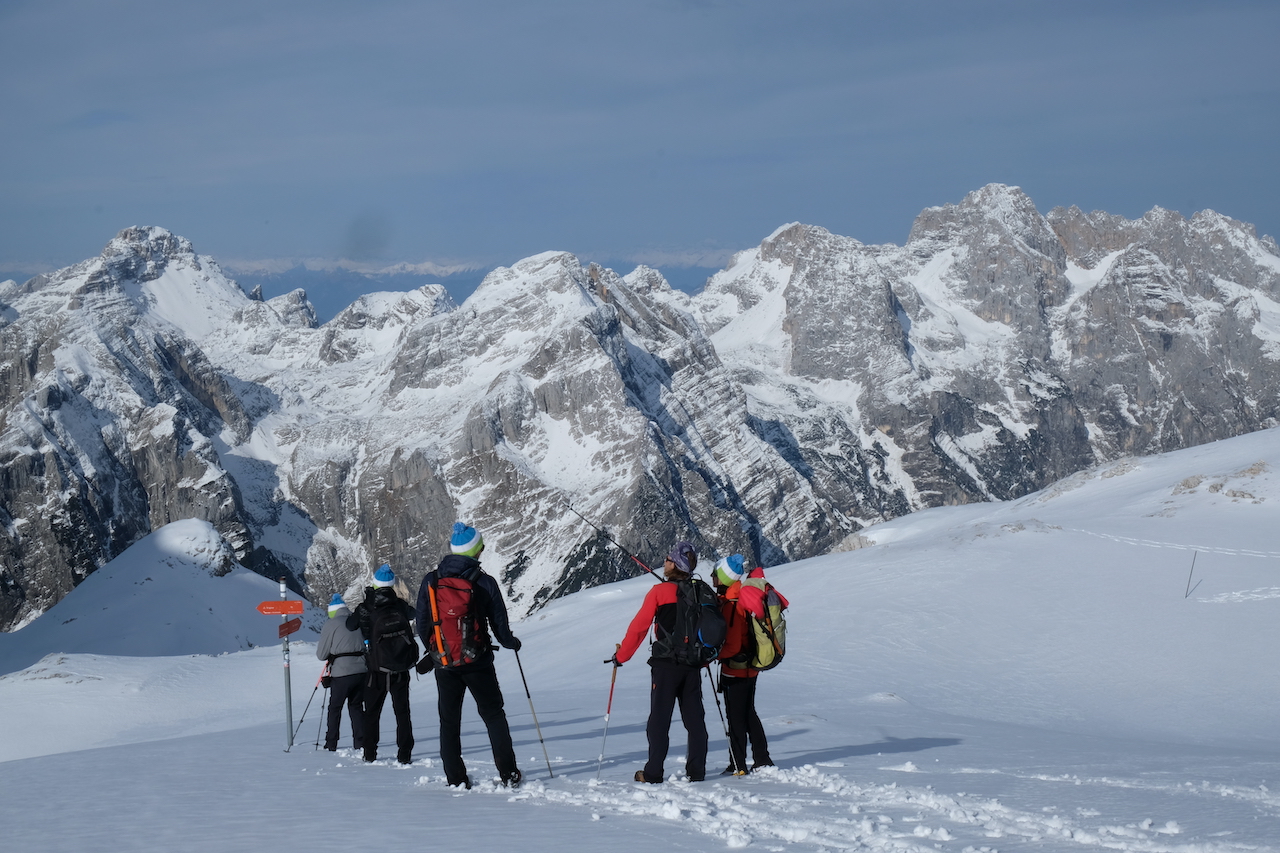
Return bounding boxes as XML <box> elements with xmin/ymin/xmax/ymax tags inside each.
<box><xmin>714</xmin><ymin>554</ymin><xmax>788</xmax><ymax>776</ymax></box>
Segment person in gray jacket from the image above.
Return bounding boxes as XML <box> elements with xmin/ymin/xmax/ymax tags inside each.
<box><xmin>316</xmin><ymin>594</ymin><xmax>367</xmax><ymax>751</ymax></box>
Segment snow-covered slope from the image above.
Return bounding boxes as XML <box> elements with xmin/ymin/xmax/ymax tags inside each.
<box><xmin>0</xmin><ymin>519</ymin><xmax>320</xmax><ymax>676</ymax></box>
<box><xmin>1</xmin><ymin>429</ymin><xmax>1279</xmax><ymax>851</ymax></box>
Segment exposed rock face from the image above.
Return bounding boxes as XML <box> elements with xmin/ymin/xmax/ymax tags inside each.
<box><xmin>3</xmin><ymin>187</ymin><xmax>1279</xmax><ymax>630</ymax></box>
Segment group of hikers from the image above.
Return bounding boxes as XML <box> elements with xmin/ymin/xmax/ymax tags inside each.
<box><xmin>315</xmin><ymin>522</ymin><xmax>788</xmax><ymax>788</ymax></box>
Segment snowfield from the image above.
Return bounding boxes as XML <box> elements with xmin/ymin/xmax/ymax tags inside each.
<box><xmin>3</xmin><ymin>429</ymin><xmax>1280</xmax><ymax>851</ymax></box>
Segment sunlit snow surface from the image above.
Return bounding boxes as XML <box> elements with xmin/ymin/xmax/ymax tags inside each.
<box><xmin>4</xmin><ymin>431</ymin><xmax>1280</xmax><ymax>851</ymax></box>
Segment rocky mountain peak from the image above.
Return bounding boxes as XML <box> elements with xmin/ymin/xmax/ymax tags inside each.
<box><xmin>266</xmin><ymin>289</ymin><xmax>319</xmax><ymax>329</ymax></box>
<box><xmin>98</xmin><ymin>226</ymin><xmax>198</xmax><ymax>283</ymax></box>
<box><xmin>908</xmin><ymin>184</ymin><xmax>1064</xmax><ymax>266</ymax></box>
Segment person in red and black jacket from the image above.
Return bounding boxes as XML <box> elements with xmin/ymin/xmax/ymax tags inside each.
<box><xmin>611</xmin><ymin>541</ymin><xmax>709</xmax><ymax>783</ymax></box>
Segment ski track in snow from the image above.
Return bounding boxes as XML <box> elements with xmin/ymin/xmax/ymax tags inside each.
<box><xmin>376</xmin><ymin>758</ymin><xmax>1272</xmax><ymax>853</ymax></box>
<box><xmin>1062</xmin><ymin>527</ymin><xmax>1280</xmax><ymax>561</ymax></box>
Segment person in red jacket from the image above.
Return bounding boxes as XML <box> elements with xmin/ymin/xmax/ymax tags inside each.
<box><xmin>611</xmin><ymin>541</ymin><xmax>708</xmax><ymax>784</ymax></box>
<box><xmin>715</xmin><ymin>554</ymin><xmax>775</xmax><ymax>775</ymax></box>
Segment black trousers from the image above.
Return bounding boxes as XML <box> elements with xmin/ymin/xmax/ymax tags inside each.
<box><xmin>643</xmin><ymin>660</ymin><xmax>707</xmax><ymax>782</ymax></box>
<box><xmin>434</xmin><ymin>661</ymin><xmax>517</xmax><ymax>785</ymax></box>
<box><xmin>363</xmin><ymin>670</ymin><xmax>413</xmax><ymax>761</ymax></box>
<box><xmin>722</xmin><ymin>673</ymin><xmax>770</xmax><ymax>771</ymax></box>
<box><xmin>324</xmin><ymin>672</ymin><xmax>365</xmax><ymax>750</ymax></box>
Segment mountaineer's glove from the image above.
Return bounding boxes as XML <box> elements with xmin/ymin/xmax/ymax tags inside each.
<box><xmin>604</xmin><ymin>654</ymin><xmax>622</xmax><ymax>667</ymax></box>
<box><xmin>509</xmin><ymin>636</ymin><xmax>522</xmax><ymax>652</ymax></box>
<box><xmin>415</xmin><ymin>657</ymin><xmax>434</xmax><ymax>675</ymax></box>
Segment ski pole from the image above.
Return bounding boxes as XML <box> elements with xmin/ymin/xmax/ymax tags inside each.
<box><xmin>597</xmin><ymin>644</ymin><xmax>622</xmax><ymax>780</ymax></box>
<box><xmin>288</xmin><ymin>665</ymin><xmax>327</xmax><ymax>751</ymax></box>
<box><xmin>314</xmin><ymin>683</ymin><xmax>327</xmax><ymax>751</ymax></box>
<box><xmin>705</xmin><ymin>666</ymin><xmax>743</xmax><ymax>774</ymax></box>
<box><xmin>565</xmin><ymin>503</ymin><xmax>662</xmax><ymax>580</ymax></box>
<box><xmin>514</xmin><ymin>649</ymin><xmax>555</xmax><ymax>778</ymax></box>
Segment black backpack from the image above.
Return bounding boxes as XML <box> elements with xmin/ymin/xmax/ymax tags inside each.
<box><xmin>655</xmin><ymin>577</ymin><xmax>727</xmax><ymax>667</ymax></box>
<box><xmin>368</xmin><ymin>599</ymin><xmax>420</xmax><ymax>673</ymax></box>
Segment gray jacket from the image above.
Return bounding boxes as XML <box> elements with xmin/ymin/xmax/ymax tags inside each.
<box><xmin>316</xmin><ymin>605</ymin><xmax>368</xmax><ymax>678</ymax></box>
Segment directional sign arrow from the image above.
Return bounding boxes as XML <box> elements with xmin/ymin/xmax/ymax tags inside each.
<box><xmin>257</xmin><ymin>600</ymin><xmax>305</xmax><ymax>615</ymax></box>
<box><xmin>278</xmin><ymin>618</ymin><xmax>302</xmax><ymax>638</ymax></box>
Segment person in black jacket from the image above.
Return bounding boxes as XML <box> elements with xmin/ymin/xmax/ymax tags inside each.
<box><xmin>416</xmin><ymin>522</ymin><xmax>522</xmax><ymax>789</ymax></box>
<box><xmin>348</xmin><ymin>563</ymin><xmax>416</xmax><ymax>764</ymax></box>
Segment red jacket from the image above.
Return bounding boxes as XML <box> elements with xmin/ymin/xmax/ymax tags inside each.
<box><xmin>616</xmin><ymin>582</ymin><xmax>679</xmax><ymax>664</ymax></box>
<box><xmin>718</xmin><ymin>591</ymin><xmax>757</xmax><ymax>678</ymax></box>
<box><xmin>718</xmin><ymin>568</ymin><xmax>788</xmax><ymax>678</ymax></box>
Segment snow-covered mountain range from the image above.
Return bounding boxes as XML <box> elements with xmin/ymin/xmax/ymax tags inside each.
<box><xmin>3</xmin><ymin>184</ymin><xmax>1279</xmax><ymax>628</ymax></box>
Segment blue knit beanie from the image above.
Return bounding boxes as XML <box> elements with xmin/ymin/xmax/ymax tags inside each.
<box><xmin>373</xmin><ymin>563</ymin><xmax>395</xmax><ymax>588</ymax></box>
<box><xmin>328</xmin><ymin>593</ymin><xmax>345</xmax><ymax>617</ymax></box>
<box><xmin>450</xmin><ymin>522</ymin><xmax>484</xmax><ymax>557</ymax></box>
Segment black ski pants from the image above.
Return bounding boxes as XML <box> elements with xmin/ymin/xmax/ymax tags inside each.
<box><xmin>434</xmin><ymin>660</ymin><xmax>518</xmax><ymax>785</ymax></box>
<box><xmin>722</xmin><ymin>672</ymin><xmax>770</xmax><ymax>771</ymax></box>
<box><xmin>363</xmin><ymin>670</ymin><xmax>413</xmax><ymax>762</ymax></box>
<box><xmin>324</xmin><ymin>672</ymin><xmax>366</xmax><ymax>751</ymax></box>
<box><xmin>643</xmin><ymin>660</ymin><xmax>707</xmax><ymax>782</ymax></box>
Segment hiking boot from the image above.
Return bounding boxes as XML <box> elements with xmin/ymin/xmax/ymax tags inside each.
<box><xmin>721</xmin><ymin>764</ymin><xmax>747</xmax><ymax>776</ymax></box>
<box><xmin>501</xmin><ymin>768</ymin><xmax>522</xmax><ymax>788</ymax></box>
<box><xmin>751</xmin><ymin>760</ymin><xmax>775</xmax><ymax>771</ymax></box>
<box><xmin>396</xmin><ymin>751</ymin><xmax>413</xmax><ymax>765</ymax></box>
<box><xmin>363</xmin><ymin>751</ymin><xmax>377</xmax><ymax>763</ymax></box>
<box><xmin>634</xmin><ymin>770</ymin><xmax>661</xmax><ymax>784</ymax></box>
<box><xmin>448</xmin><ymin>776</ymin><xmax>472</xmax><ymax>790</ymax></box>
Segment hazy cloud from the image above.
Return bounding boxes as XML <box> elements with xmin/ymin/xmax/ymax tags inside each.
<box><xmin>1</xmin><ymin>0</ymin><xmax>1277</xmax><ymax>278</ymax></box>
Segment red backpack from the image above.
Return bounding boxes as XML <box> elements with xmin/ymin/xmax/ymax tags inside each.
<box><xmin>425</xmin><ymin>567</ymin><xmax>487</xmax><ymax>667</ymax></box>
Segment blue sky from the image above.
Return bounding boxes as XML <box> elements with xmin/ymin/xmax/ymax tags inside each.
<box><xmin>2</xmin><ymin>0</ymin><xmax>1277</xmax><ymax>291</ymax></box>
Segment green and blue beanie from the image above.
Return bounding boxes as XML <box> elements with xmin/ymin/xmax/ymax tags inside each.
<box><xmin>714</xmin><ymin>554</ymin><xmax>745</xmax><ymax>587</ymax></box>
<box><xmin>450</xmin><ymin>522</ymin><xmax>484</xmax><ymax>557</ymax></box>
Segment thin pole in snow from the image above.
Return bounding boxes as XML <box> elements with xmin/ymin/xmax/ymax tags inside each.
<box><xmin>514</xmin><ymin>649</ymin><xmax>554</xmax><ymax>778</ymax></box>
<box><xmin>1184</xmin><ymin>551</ymin><xmax>1201</xmax><ymax>599</ymax></box>
<box><xmin>705</xmin><ymin>666</ymin><xmax>743</xmax><ymax>775</ymax></box>
<box><xmin>597</xmin><ymin>644</ymin><xmax>621</xmax><ymax>781</ymax></box>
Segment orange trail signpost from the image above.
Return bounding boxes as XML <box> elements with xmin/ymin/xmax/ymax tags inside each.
<box><xmin>257</xmin><ymin>600</ymin><xmax>305</xmax><ymax>615</ymax></box>
<box><xmin>258</xmin><ymin>580</ymin><xmax>304</xmax><ymax>750</ymax></box>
